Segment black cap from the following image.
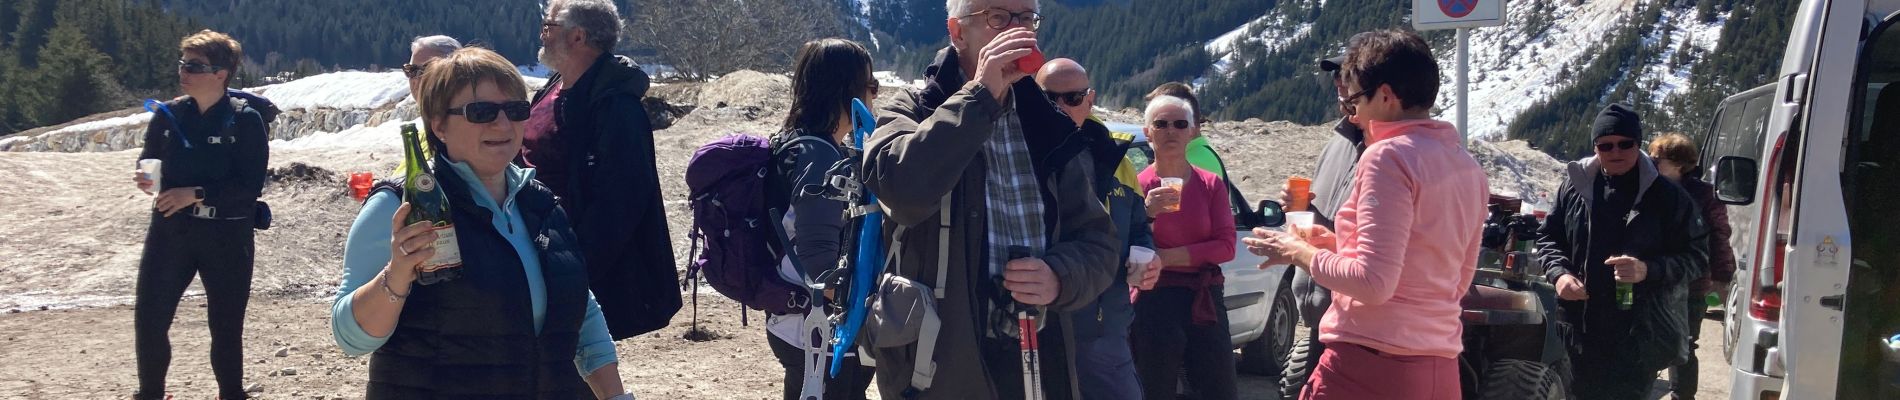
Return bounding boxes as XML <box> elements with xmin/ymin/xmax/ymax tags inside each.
<box><xmin>1592</xmin><ymin>103</ymin><xmax>1643</xmax><ymax>141</ymax></box>
<box><xmin>1319</xmin><ymin>54</ymin><xmax>1346</xmax><ymax>73</ymax></box>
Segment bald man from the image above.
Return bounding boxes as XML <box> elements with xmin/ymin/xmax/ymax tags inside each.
<box><xmin>1037</xmin><ymin>58</ymin><xmax>1155</xmax><ymax>400</ymax></box>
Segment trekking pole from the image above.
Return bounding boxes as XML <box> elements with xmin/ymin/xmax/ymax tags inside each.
<box><xmin>1007</xmin><ymin>246</ymin><xmax>1046</xmax><ymax>400</ymax></box>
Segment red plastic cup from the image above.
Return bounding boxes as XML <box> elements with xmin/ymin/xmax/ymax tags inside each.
<box><xmin>1016</xmin><ymin>48</ymin><xmax>1045</xmax><ymax>74</ymax></box>
<box><xmin>349</xmin><ymin>172</ymin><xmax>375</xmax><ymax>201</ymax></box>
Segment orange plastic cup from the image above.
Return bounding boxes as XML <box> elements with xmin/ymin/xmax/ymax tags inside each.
<box><xmin>1287</xmin><ymin>176</ymin><xmax>1312</xmax><ymax>212</ymax></box>
<box><xmin>349</xmin><ymin>172</ymin><xmax>375</xmax><ymax>201</ymax></box>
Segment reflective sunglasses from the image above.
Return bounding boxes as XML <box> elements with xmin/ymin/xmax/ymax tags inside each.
<box><xmin>401</xmin><ymin>62</ymin><xmax>432</xmax><ymax>79</ymax></box>
<box><xmin>1046</xmin><ymin>90</ymin><xmax>1088</xmax><ymax>107</ymax></box>
<box><xmin>446</xmin><ymin>101</ymin><xmax>532</xmax><ymax>123</ymax></box>
<box><xmin>960</xmin><ymin>8</ymin><xmax>1042</xmax><ymax>30</ymax></box>
<box><xmin>1150</xmin><ymin>119</ymin><xmax>1192</xmax><ymax>130</ymax></box>
<box><xmin>178</xmin><ymin>59</ymin><xmax>224</xmax><ymax>74</ymax></box>
<box><xmin>1595</xmin><ymin>139</ymin><xmax>1639</xmax><ymax>152</ymax></box>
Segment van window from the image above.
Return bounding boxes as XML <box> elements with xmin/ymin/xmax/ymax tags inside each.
<box><xmin>1836</xmin><ymin>15</ymin><xmax>1900</xmax><ymax>400</ymax></box>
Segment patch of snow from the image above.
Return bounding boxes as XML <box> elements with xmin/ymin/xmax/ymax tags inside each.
<box><xmin>247</xmin><ymin>71</ymin><xmax>411</xmax><ymax>111</ymax></box>
<box><xmin>1432</xmin><ymin>0</ymin><xmax>1717</xmax><ymax>140</ymax></box>
<box><xmin>271</xmin><ymin>117</ymin><xmax>408</xmax><ymax>152</ymax></box>
<box><xmin>43</xmin><ymin>113</ymin><xmax>152</xmax><ymax>136</ymax></box>
<box><xmin>1635</xmin><ymin>6</ymin><xmax>1727</xmax><ymax>105</ymax></box>
<box><xmin>1203</xmin><ymin>11</ymin><xmax>1313</xmax><ymax>76</ymax></box>
<box><xmin>518</xmin><ymin>64</ymin><xmax>553</xmax><ymax>79</ymax></box>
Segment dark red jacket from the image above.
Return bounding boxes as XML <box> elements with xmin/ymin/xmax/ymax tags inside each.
<box><xmin>1681</xmin><ymin>177</ymin><xmax>1737</xmax><ymax>295</ymax></box>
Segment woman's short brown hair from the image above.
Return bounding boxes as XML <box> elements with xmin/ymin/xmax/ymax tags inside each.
<box><xmin>415</xmin><ymin>47</ymin><xmax>529</xmax><ymax>135</ymax></box>
<box><xmin>1649</xmin><ymin>132</ymin><xmax>1701</xmax><ymax>169</ymax></box>
<box><xmin>1342</xmin><ymin>29</ymin><xmax>1439</xmax><ymax>111</ymax></box>
<box><xmin>180</xmin><ymin>29</ymin><xmax>243</xmax><ymax>82</ymax></box>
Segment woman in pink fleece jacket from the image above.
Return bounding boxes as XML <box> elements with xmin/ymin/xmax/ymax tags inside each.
<box><xmin>1246</xmin><ymin>30</ymin><xmax>1488</xmax><ymax>400</ymax></box>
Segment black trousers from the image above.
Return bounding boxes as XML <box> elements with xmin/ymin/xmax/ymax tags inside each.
<box><xmin>1668</xmin><ymin>296</ymin><xmax>1710</xmax><ymax>398</ymax></box>
<box><xmin>135</xmin><ymin>216</ymin><xmax>254</xmax><ymax>400</ymax></box>
<box><xmin>1131</xmin><ymin>285</ymin><xmax>1236</xmax><ymax>400</ymax></box>
<box><xmin>768</xmin><ymin>332</ymin><xmax>876</xmax><ymax>400</ymax></box>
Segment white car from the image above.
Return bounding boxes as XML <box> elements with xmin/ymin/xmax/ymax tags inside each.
<box><xmin>1111</xmin><ymin>121</ymin><xmax>1300</xmax><ymax>376</ymax></box>
<box><xmin>1708</xmin><ymin>1</ymin><xmax>1900</xmax><ymax>398</ymax></box>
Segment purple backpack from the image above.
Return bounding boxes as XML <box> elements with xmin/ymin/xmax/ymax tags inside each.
<box><xmin>684</xmin><ymin>134</ymin><xmax>817</xmax><ymax>321</ymax></box>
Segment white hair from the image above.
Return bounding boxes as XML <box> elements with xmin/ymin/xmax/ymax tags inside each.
<box><xmin>1145</xmin><ymin>95</ymin><xmax>1196</xmax><ymax>123</ymax></box>
<box><xmin>410</xmin><ymin>35</ymin><xmax>462</xmax><ymax>56</ymax></box>
<box><xmin>947</xmin><ymin>0</ymin><xmax>1040</xmax><ymax>18</ymax></box>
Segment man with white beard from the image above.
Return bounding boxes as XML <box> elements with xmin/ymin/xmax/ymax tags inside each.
<box><xmin>521</xmin><ymin>0</ymin><xmax>682</xmax><ymax>341</ymax></box>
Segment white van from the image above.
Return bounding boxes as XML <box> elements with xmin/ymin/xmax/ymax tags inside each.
<box><xmin>1716</xmin><ymin>1</ymin><xmax>1900</xmax><ymax>398</ymax></box>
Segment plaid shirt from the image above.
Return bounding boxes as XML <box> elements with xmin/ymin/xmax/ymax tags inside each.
<box><xmin>983</xmin><ymin>103</ymin><xmax>1048</xmax><ymax>275</ymax></box>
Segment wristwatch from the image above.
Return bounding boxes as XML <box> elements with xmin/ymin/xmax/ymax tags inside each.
<box><xmin>193</xmin><ymin>187</ymin><xmax>205</xmax><ymax>200</ymax></box>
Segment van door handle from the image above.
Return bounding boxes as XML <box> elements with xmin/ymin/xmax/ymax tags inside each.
<box><xmin>1820</xmin><ymin>294</ymin><xmax>1845</xmax><ymax>311</ymax></box>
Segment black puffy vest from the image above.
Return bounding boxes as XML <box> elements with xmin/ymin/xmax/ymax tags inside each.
<box><xmin>365</xmin><ymin>157</ymin><xmax>594</xmax><ymax>399</ymax></box>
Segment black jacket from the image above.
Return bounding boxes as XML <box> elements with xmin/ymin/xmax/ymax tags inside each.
<box><xmin>365</xmin><ymin>158</ymin><xmax>593</xmax><ymax>399</ymax></box>
<box><xmin>529</xmin><ymin>53</ymin><xmax>681</xmax><ymax>340</ymax></box>
<box><xmin>138</xmin><ymin>95</ymin><xmax>270</xmax><ymax>220</ymax></box>
<box><xmin>1536</xmin><ymin>153</ymin><xmax>1708</xmax><ymax>341</ymax></box>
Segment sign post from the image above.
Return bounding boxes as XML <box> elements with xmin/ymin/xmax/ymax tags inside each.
<box><xmin>1413</xmin><ymin>0</ymin><xmax>1505</xmax><ymax>148</ymax></box>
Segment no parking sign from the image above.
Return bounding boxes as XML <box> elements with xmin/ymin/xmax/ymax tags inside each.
<box><xmin>1413</xmin><ymin>0</ymin><xmax>1505</xmax><ymax>31</ymax></box>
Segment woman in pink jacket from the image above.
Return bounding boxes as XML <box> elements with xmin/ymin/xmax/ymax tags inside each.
<box><xmin>1246</xmin><ymin>29</ymin><xmax>1489</xmax><ymax>400</ymax></box>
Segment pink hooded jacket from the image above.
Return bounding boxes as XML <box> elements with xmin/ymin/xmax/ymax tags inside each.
<box><xmin>1310</xmin><ymin>119</ymin><xmax>1488</xmax><ymax>359</ymax></box>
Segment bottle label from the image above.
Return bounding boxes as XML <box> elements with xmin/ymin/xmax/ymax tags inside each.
<box><xmin>426</xmin><ymin>224</ymin><xmax>462</xmax><ymax>268</ymax></box>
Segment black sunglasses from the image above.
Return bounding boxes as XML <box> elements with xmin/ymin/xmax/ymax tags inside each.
<box><xmin>178</xmin><ymin>59</ymin><xmax>223</xmax><ymax>74</ymax></box>
<box><xmin>402</xmin><ymin>62</ymin><xmax>432</xmax><ymax>79</ymax></box>
<box><xmin>961</xmin><ymin>8</ymin><xmax>1042</xmax><ymax>30</ymax></box>
<box><xmin>446</xmin><ymin>101</ymin><xmax>532</xmax><ymax>123</ymax></box>
<box><xmin>1150</xmin><ymin>119</ymin><xmax>1192</xmax><ymax>130</ymax></box>
<box><xmin>1046</xmin><ymin>90</ymin><xmax>1088</xmax><ymax>107</ymax></box>
<box><xmin>1595</xmin><ymin>139</ymin><xmax>1640</xmax><ymax>152</ymax></box>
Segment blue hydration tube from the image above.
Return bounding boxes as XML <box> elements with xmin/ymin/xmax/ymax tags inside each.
<box><xmin>831</xmin><ymin>98</ymin><xmax>881</xmax><ymax>377</ymax></box>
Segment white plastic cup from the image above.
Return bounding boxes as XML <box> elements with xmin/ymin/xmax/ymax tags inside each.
<box><xmin>1128</xmin><ymin>246</ymin><xmax>1156</xmax><ymax>265</ymax></box>
<box><xmin>1127</xmin><ymin>246</ymin><xmax>1157</xmax><ymax>289</ymax></box>
<box><xmin>1286</xmin><ymin>211</ymin><xmax>1315</xmax><ymax>237</ymax></box>
<box><xmin>138</xmin><ymin>159</ymin><xmax>162</xmax><ymax>192</ymax></box>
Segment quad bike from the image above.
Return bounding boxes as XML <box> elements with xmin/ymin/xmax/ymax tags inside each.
<box><xmin>1457</xmin><ymin>194</ymin><xmax>1573</xmax><ymax>400</ymax></box>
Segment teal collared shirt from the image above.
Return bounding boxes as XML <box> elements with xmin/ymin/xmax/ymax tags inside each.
<box><xmin>330</xmin><ymin>161</ymin><xmax>617</xmax><ymax>375</ymax></box>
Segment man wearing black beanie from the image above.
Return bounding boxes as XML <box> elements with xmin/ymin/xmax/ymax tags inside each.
<box><xmin>1535</xmin><ymin>103</ymin><xmax>1710</xmax><ymax>399</ymax></box>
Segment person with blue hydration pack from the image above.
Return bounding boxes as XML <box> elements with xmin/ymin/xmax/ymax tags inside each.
<box><xmin>764</xmin><ymin>38</ymin><xmax>881</xmax><ymax>400</ymax></box>
<box><xmin>329</xmin><ymin>47</ymin><xmax>629</xmax><ymax>399</ymax></box>
<box><xmin>1034</xmin><ymin>58</ymin><xmax>1160</xmax><ymax>400</ymax></box>
<box><xmin>131</xmin><ymin>29</ymin><xmax>271</xmax><ymax>400</ymax></box>
<box><xmin>861</xmin><ymin>0</ymin><xmax>1119</xmax><ymax>397</ymax></box>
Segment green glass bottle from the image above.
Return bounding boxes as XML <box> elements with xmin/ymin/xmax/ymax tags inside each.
<box><xmin>1616</xmin><ymin>282</ymin><xmax>1634</xmax><ymax>310</ymax></box>
<box><xmin>401</xmin><ymin>123</ymin><xmax>462</xmax><ymax>285</ymax></box>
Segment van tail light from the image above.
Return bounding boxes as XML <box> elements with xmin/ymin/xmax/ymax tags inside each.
<box><xmin>1748</xmin><ymin>134</ymin><xmax>1790</xmax><ymax>323</ymax></box>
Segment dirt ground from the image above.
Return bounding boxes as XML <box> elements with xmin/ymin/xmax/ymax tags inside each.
<box><xmin>0</xmin><ymin>298</ymin><xmax>1733</xmax><ymax>399</ymax></box>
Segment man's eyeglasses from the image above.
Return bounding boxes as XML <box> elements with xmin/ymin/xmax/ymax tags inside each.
<box><xmin>1150</xmin><ymin>119</ymin><xmax>1192</xmax><ymax>130</ymax></box>
<box><xmin>541</xmin><ymin>20</ymin><xmax>564</xmax><ymax>31</ymax></box>
<box><xmin>959</xmin><ymin>8</ymin><xmax>1042</xmax><ymax>30</ymax></box>
<box><xmin>446</xmin><ymin>101</ymin><xmax>532</xmax><ymax>124</ymax></box>
<box><xmin>1046</xmin><ymin>90</ymin><xmax>1088</xmax><ymax>107</ymax></box>
<box><xmin>178</xmin><ymin>60</ymin><xmax>223</xmax><ymax>75</ymax></box>
<box><xmin>1595</xmin><ymin>139</ymin><xmax>1640</xmax><ymax>152</ymax></box>
<box><xmin>1339</xmin><ymin>87</ymin><xmax>1374</xmax><ymax>116</ymax></box>
<box><xmin>402</xmin><ymin>62</ymin><xmax>432</xmax><ymax>79</ymax></box>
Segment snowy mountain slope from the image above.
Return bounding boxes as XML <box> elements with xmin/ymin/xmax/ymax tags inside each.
<box><xmin>1198</xmin><ymin>0</ymin><xmax>1732</xmax><ymax>140</ymax></box>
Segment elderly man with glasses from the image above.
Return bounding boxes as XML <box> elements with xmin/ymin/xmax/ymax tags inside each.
<box><xmin>861</xmin><ymin>0</ymin><xmax>1119</xmax><ymax>398</ymax></box>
